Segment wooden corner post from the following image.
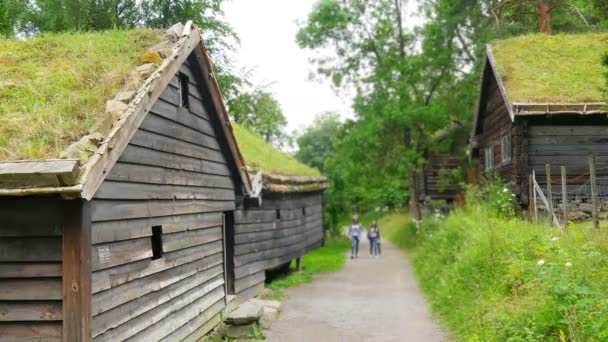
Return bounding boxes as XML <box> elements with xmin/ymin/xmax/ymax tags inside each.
<box><xmin>589</xmin><ymin>154</ymin><xmax>600</xmax><ymax>230</ymax></box>
<box><xmin>62</xmin><ymin>200</ymin><xmax>92</xmax><ymax>342</ymax></box>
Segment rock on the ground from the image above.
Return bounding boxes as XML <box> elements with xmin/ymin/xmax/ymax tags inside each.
<box><xmin>225</xmin><ymin>322</ymin><xmax>257</xmax><ymax>339</ymax></box>
<box><xmin>250</xmin><ymin>298</ymin><xmax>282</xmax><ymax>311</ymax></box>
<box><xmin>261</xmin><ymin>307</ymin><xmax>279</xmax><ymax>329</ymax></box>
<box><xmin>225</xmin><ymin>301</ymin><xmax>263</xmax><ymax>326</ymax></box>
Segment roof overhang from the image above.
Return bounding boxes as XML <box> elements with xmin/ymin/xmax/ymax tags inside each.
<box><xmin>0</xmin><ymin>22</ymin><xmax>252</xmax><ymax>199</ymax></box>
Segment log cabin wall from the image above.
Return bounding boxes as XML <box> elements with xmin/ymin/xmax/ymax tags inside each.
<box><xmin>475</xmin><ymin>73</ymin><xmax>520</xmax><ymax>190</ymax></box>
<box><xmin>233</xmin><ymin>191</ymin><xmax>324</xmax><ymax>301</ymax></box>
<box><xmin>90</xmin><ymin>60</ymin><xmax>237</xmax><ymax>341</ymax></box>
<box><xmin>0</xmin><ymin>197</ymin><xmax>68</xmax><ymax>342</ymax></box>
<box><xmin>420</xmin><ymin>153</ymin><xmax>460</xmax><ymax>202</ymax></box>
<box><xmin>526</xmin><ymin>115</ymin><xmax>608</xmax><ymax>183</ymax></box>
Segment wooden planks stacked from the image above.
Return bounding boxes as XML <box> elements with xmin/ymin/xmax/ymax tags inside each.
<box><xmin>91</xmin><ymin>62</ymin><xmax>236</xmax><ymax>342</ymax></box>
<box><xmin>0</xmin><ymin>198</ymin><xmax>64</xmax><ymax>342</ymax></box>
<box><xmin>233</xmin><ymin>192</ymin><xmax>325</xmax><ymax>300</ymax></box>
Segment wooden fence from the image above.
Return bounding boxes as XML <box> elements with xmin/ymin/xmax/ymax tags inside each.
<box><xmin>529</xmin><ymin>155</ymin><xmax>601</xmax><ymax>230</ymax></box>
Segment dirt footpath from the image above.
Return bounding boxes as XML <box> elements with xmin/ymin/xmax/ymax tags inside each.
<box><xmin>265</xmin><ymin>238</ymin><xmax>449</xmax><ymax>342</ymax></box>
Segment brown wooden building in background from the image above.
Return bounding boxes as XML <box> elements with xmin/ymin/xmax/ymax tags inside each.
<box><xmin>471</xmin><ymin>36</ymin><xmax>608</xmax><ymax>204</ymax></box>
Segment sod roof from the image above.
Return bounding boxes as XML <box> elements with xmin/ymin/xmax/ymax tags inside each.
<box><xmin>491</xmin><ymin>33</ymin><xmax>608</xmax><ymax>104</ymax></box>
<box><xmin>232</xmin><ymin>124</ymin><xmax>322</xmax><ymax>177</ymax></box>
<box><xmin>0</xmin><ymin>29</ymin><xmax>162</xmax><ymax>161</ymax></box>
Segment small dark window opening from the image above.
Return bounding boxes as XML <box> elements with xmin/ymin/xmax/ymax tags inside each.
<box><xmin>151</xmin><ymin>226</ymin><xmax>164</xmax><ymax>260</ymax></box>
<box><xmin>276</xmin><ymin>209</ymin><xmax>281</xmax><ymax>220</ymax></box>
<box><xmin>178</xmin><ymin>73</ymin><xmax>190</xmax><ymax>109</ymax></box>
<box><xmin>302</xmin><ymin>208</ymin><xmax>306</xmax><ymax>216</ymax></box>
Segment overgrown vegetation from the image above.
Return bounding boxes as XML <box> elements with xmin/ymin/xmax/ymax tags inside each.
<box><xmin>384</xmin><ymin>183</ymin><xmax>608</xmax><ymax>341</ymax></box>
<box><xmin>265</xmin><ymin>237</ymin><xmax>350</xmax><ymax>300</ymax></box>
<box><xmin>493</xmin><ymin>33</ymin><xmax>608</xmax><ymax>103</ymax></box>
<box><xmin>232</xmin><ymin>124</ymin><xmax>321</xmax><ymax>177</ymax></box>
<box><xmin>0</xmin><ymin>29</ymin><xmax>161</xmax><ymax>159</ymax></box>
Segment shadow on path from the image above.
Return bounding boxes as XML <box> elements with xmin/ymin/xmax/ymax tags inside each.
<box><xmin>265</xmin><ymin>238</ymin><xmax>449</xmax><ymax>342</ymax></box>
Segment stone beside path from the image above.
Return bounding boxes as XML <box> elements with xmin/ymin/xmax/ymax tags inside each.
<box><xmin>265</xmin><ymin>238</ymin><xmax>449</xmax><ymax>342</ymax></box>
<box><xmin>222</xmin><ymin>298</ymin><xmax>283</xmax><ymax>339</ymax></box>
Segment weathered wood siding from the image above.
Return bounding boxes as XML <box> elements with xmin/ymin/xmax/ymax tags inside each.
<box><xmin>527</xmin><ymin>116</ymin><xmax>608</xmax><ymax>182</ymax></box>
<box><xmin>90</xmin><ymin>59</ymin><xmax>237</xmax><ymax>341</ymax></box>
<box><xmin>0</xmin><ymin>197</ymin><xmax>65</xmax><ymax>342</ymax></box>
<box><xmin>475</xmin><ymin>72</ymin><xmax>521</xmax><ymax>191</ymax></box>
<box><xmin>233</xmin><ymin>192</ymin><xmax>324</xmax><ymax>300</ymax></box>
<box><xmin>420</xmin><ymin>153</ymin><xmax>461</xmax><ymax>202</ymax></box>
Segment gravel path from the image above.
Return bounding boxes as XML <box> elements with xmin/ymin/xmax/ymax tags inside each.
<box><xmin>265</xmin><ymin>238</ymin><xmax>449</xmax><ymax>342</ymax></box>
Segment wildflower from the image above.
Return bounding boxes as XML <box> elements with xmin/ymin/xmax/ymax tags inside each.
<box><xmin>551</xmin><ymin>237</ymin><xmax>559</xmax><ymax>242</ymax></box>
<box><xmin>503</xmin><ymin>187</ymin><xmax>509</xmax><ymax>193</ymax></box>
<box><xmin>565</xmin><ymin>261</ymin><xmax>572</xmax><ymax>268</ymax></box>
<box><xmin>536</xmin><ymin>259</ymin><xmax>545</xmax><ymax>266</ymax></box>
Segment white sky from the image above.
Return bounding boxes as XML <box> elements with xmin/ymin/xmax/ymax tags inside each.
<box><xmin>223</xmin><ymin>0</ymin><xmax>421</xmax><ymax>133</ymax></box>
<box><xmin>223</xmin><ymin>0</ymin><xmax>354</xmax><ymax>133</ymax></box>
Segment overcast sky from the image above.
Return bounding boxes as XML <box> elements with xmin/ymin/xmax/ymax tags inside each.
<box><xmin>223</xmin><ymin>0</ymin><xmax>420</xmax><ymax>133</ymax></box>
<box><xmin>223</xmin><ymin>0</ymin><xmax>353</xmax><ymax>133</ymax></box>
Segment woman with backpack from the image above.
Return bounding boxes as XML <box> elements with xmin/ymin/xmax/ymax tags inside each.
<box><xmin>348</xmin><ymin>215</ymin><xmax>363</xmax><ymax>259</ymax></box>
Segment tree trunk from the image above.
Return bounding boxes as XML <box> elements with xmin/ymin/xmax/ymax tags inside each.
<box><xmin>538</xmin><ymin>1</ymin><xmax>550</xmax><ymax>33</ymax></box>
<box><xmin>408</xmin><ymin>170</ymin><xmax>421</xmax><ymax>223</ymax></box>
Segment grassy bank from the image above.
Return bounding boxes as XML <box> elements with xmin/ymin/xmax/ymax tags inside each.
<box><xmin>266</xmin><ymin>237</ymin><xmax>350</xmax><ymax>299</ymax></box>
<box><xmin>382</xmin><ymin>207</ymin><xmax>608</xmax><ymax>341</ymax></box>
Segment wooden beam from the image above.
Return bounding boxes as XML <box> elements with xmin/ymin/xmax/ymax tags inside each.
<box><xmin>62</xmin><ymin>200</ymin><xmax>92</xmax><ymax>342</ymax></box>
<box><xmin>0</xmin><ymin>159</ymin><xmax>80</xmax><ymax>188</ymax></box>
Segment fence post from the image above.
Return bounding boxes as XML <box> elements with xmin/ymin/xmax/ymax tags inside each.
<box><xmin>546</xmin><ymin>164</ymin><xmax>553</xmax><ymax>226</ymax></box>
<box><xmin>589</xmin><ymin>154</ymin><xmax>600</xmax><ymax>229</ymax></box>
<box><xmin>528</xmin><ymin>174</ymin><xmax>534</xmax><ymax>222</ymax></box>
<box><xmin>561</xmin><ymin>166</ymin><xmax>568</xmax><ymax>227</ymax></box>
<box><xmin>533</xmin><ymin>170</ymin><xmax>538</xmax><ymax>223</ymax></box>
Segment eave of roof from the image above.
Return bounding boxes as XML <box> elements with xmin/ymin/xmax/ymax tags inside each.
<box><xmin>0</xmin><ymin>22</ymin><xmax>252</xmax><ymax>198</ymax></box>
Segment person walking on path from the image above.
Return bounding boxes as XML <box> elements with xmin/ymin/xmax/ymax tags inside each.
<box><xmin>348</xmin><ymin>215</ymin><xmax>363</xmax><ymax>259</ymax></box>
<box><xmin>368</xmin><ymin>220</ymin><xmax>381</xmax><ymax>258</ymax></box>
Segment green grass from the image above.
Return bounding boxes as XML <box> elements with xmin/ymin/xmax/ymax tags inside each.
<box><xmin>384</xmin><ymin>205</ymin><xmax>608</xmax><ymax>341</ymax></box>
<box><xmin>232</xmin><ymin>124</ymin><xmax>321</xmax><ymax>177</ymax></box>
<box><xmin>0</xmin><ymin>29</ymin><xmax>162</xmax><ymax>160</ymax></box>
<box><xmin>377</xmin><ymin>210</ymin><xmax>415</xmax><ymax>254</ymax></box>
<box><xmin>492</xmin><ymin>33</ymin><xmax>608</xmax><ymax>103</ymax></box>
<box><xmin>266</xmin><ymin>237</ymin><xmax>350</xmax><ymax>300</ymax></box>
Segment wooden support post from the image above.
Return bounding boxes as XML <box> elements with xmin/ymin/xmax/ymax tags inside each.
<box><xmin>533</xmin><ymin>170</ymin><xmax>538</xmax><ymax>223</ymax></box>
<box><xmin>295</xmin><ymin>258</ymin><xmax>302</xmax><ymax>273</ymax></box>
<box><xmin>590</xmin><ymin>154</ymin><xmax>600</xmax><ymax>229</ymax></box>
<box><xmin>546</xmin><ymin>164</ymin><xmax>553</xmax><ymax>226</ymax></box>
<box><xmin>561</xmin><ymin>166</ymin><xmax>568</xmax><ymax>227</ymax></box>
<box><xmin>62</xmin><ymin>200</ymin><xmax>92</xmax><ymax>342</ymax></box>
<box><xmin>528</xmin><ymin>174</ymin><xmax>534</xmax><ymax>222</ymax></box>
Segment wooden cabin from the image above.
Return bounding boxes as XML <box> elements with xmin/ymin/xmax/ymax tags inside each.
<box><xmin>419</xmin><ymin>152</ymin><xmax>461</xmax><ymax>205</ymax></box>
<box><xmin>471</xmin><ymin>34</ymin><xmax>608</xmax><ymax>204</ymax></box>
<box><xmin>0</xmin><ymin>22</ymin><xmax>326</xmax><ymax>342</ymax></box>
<box><xmin>230</xmin><ymin>126</ymin><xmax>328</xmax><ymax>301</ymax></box>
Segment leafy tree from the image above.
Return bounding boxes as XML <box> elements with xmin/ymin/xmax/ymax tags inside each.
<box><xmin>295</xmin><ymin>112</ymin><xmax>341</xmax><ymax>172</ymax></box>
<box><xmin>229</xmin><ymin>90</ymin><xmax>289</xmax><ymax>147</ymax></box>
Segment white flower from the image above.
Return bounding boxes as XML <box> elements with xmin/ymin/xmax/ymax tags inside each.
<box><xmin>565</xmin><ymin>261</ymin><xmax>572</xmax><ymax>268</ymax></box>
<box><xmin>503</xmin><ymin>188</ymin><xmax>509</xmax><ymax>193</ymax></box>
<box><xmin>536</xmin><ymin>259</ymin><xmax>546</xmax><ymax>266</ymax></box>
<box><xmin>551</xmin><ymin>237</ymin><xmax>559</xmax><ymax>242</ymax></box>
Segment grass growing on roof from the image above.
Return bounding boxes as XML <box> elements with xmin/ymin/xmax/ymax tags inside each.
<box><xmin>492</xmin><ymin>33</ymin><xmax>608</xmax><ymax>103</ymax></box>
<box><xmin>0</xmin><ymin>29</ymin><xmax>162</xmax><ymax>160</ymax></box>
<box><xmin>232</xmin><ymin>123</ymin><xmax>321</xmax><ymax>177</ymax></box>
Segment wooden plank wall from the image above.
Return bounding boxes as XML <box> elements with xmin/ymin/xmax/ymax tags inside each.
<box><xmin>420</xmin><ymin>153</ymin><xmax>460</xmax><ymax>201</ymax></box>
<box><xmin>90</xmin><ymin>60</ymin><xmax>236</xmax><ymax>342</ymax></box>
<box><xmin>0</xmin><ymin>197</ymin><xmax>65</xmax><ymax>342</ymax></box>
<box><xmin>233</xmin><ymin>192</ymin><xmax>325</xmax><ymax>300</ymax></box>
<box><xmin>476</xmin><ymin>73</ymin><xmax>517</xmax><ymax>183</ymax></box>
<box><xmin>528</xmin><ymin>122</ymin><xmax>608</xmax><ymax>183</ymax></box>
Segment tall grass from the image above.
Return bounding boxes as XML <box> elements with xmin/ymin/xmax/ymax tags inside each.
<box><xmin>383</xmin><ymin>203</ymin><xmax>608</xmax><ymax>341</ymax></box>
